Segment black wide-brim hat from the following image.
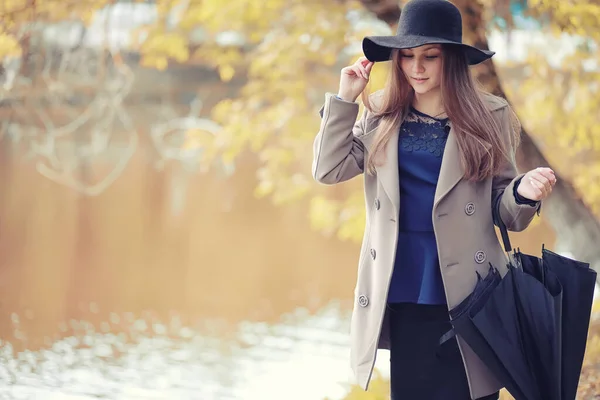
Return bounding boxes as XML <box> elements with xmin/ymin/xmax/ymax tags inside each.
<box><xmin>363</xmin><ymin>0</ymin><xmax>494</xmax><ymax>65</ymax></box>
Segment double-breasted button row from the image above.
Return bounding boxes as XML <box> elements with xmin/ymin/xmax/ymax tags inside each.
<box><xmin>358</xmin><ymin>295</ymin><xmax>369</xmax><ymax>307</ymax></box>
<box><xmin>363</xmin><ymin>200</ymin><xmax>378</xmax><ymax>310</ymax></box>
<box><xmin>475</xmin><ymin>250</ymin><xmax>486</xmax><ymax>264</ymax></box>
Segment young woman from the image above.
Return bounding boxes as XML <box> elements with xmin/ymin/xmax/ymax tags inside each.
<box><xmin>312</xmin><ymin>0</ymin><xmax>556</xmax><ymax>399</ymax></box>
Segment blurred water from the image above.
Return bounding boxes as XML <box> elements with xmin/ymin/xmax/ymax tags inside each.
<box><xmin>0</xmin><ymin>128</ymin><xmax>559</xmax><ymax>400</ymax></box>
<box><xmin>0</xmin><ymin>303</ymin><xmax>390</xmax><ymax>400</ymax></box>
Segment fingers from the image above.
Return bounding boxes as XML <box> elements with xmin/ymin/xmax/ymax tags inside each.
<box><xmin>528</xmin><ymin>182</ymin><xmax>545</xmax><ymax>201</ymax></box>
<box><xmin>535</xmin><ymin>167</ymin><xmax>556</xmax><ymax>184</ymax></box>
<box><xmin>528</xmin><ymin>177</ymin><xmax>547</xmax><ymax>199</ymax></box>
<box><xmin>356</xmin><ymin>57</ymin><xmax>374</xmax><ymax>79</ymax></box>
<box><xmin>341</xmin><ymin>65</ymin><xmax>357</xmax><ymax>77</ymax></box>
<box><xmin>342</xmin><ymin>58</ymin><xmax>374</xmax><ymax>80</ymax></box>
<box><xmin>527</xmin><ymin>168</ymin><xmax>557</xmax><ymax>200</ymax></box>
<box><xmin>530</xmin><ymin>174</ymin><xmax>552</xmax><ymax>193</ymax></box>
<box><xmin>357</xmin><ymin>56</ymin><xmax>369</xmax><ymax>66</ymax></box>
<box><xmin>532</xmin><ymin>168</ymin><xmax>556</xmax><ymax>191</ymax></box>
<box><xmin>356</xmin><ymin>63</ymin><xmax>369</xmax><ymax>80</ymax></box>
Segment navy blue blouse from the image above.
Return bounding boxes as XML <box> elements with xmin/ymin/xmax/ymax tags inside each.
<box><xmin>387</xmin><ymin>107</ymin><xmax>449</xmax><ymax>305</ymax></box>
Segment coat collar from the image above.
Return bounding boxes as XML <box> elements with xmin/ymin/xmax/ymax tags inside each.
<box><xmin>358</xmin><ymin>91</ymin><xmax>507</xmax><ymax>213</ymax></box>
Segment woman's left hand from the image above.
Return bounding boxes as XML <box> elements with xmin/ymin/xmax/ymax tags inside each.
<box><xmin>516</xmin><ymin>167</ymin><xmax>557</xmax><ymax>202</ymax></box>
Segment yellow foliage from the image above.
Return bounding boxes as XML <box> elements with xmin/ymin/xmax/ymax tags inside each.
<box><xmin>139</xmin><ymin>29</ymin><xmax>190</xmax><ymax>64</ymax></box>
<box><xmin>218</xmin><ymin>65</ymin><xmax>236</xmax><ymax>82</ymax></box>
<box><xmin>0</xmin><ymin>0</ymin><xmax>120</xmax><ymax>58</ymax></box>
<box><xmin>2</xmin><ymin>0</ymin><xmax>598</xmax><ymax>240</ymax></box>
<box><xmin>0</xmin><ymin>31</ymin><xmax>21</xmax><ymax>58</ymax></box>
<box><xmin>527</xmin><ymin>0</ymin><xmax>600</xmax><ymax>40</ymax></box>
<box><xmin>500</xmin><ymin>0</ymin><xmax>600</xmax><ymax>216</ymax></box>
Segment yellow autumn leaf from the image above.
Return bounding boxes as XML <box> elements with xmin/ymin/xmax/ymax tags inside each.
<box><xmin>218</xmin><ymin>65</ymin><xmax>235</xmax><ymax>82</ymax></box>
<box><xmin>0</xmin><ymin>33</ymin><xmax>21</xmax><ymax>58</ymax></box>
<box><xmin>155</xmin><ymin>57</ymin><xmax>168</xmax><ymax>71</ymax></box>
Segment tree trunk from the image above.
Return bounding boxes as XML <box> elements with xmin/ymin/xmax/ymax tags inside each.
<box><xmin>359</xmin><ymin>0</ymin><xmax>401</xmax><ymax>26</ymax></box>
<box><xmin>359</xmin><ymin>0</ymin><xmax>600</xmax><ymax>280</ymax></box>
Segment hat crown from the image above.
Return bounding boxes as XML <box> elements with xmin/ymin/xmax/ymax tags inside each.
<box><xmin>396</xmin><ymin>0</ymin><xmax>463</xmax><ymax>43</ymax></box>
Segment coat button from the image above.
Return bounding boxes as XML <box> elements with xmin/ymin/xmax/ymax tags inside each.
<box><xmin>370</xmin><ymin>248</ymin><xmax>376</xmax><ymax>260</ymax></box>
<box><xmin>465</xmin><ymin>202</ymin><xmax>475</xmax><ymax>216</ymax></box>
<box><xmin>358</xmin><ymin>295</ymin><xmax>369</xmax><ymax>307</ymax></box>
<box><xmin>374</xmin><ymin>198</ymin><xmax>380</xmax><ymax>210</ymax></box>
<box><xmin>475</xmin><ymin>250</ymin><xmax>486</xmax><ymax>264</ymax></box>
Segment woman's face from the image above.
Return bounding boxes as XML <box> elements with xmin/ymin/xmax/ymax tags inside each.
<box><xmin>399</xmin><ymin>44</ymin><xmax>443</xmax><ymax>95</ymax></box>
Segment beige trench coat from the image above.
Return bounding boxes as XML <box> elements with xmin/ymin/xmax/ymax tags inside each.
<box><xmin>312</xmin><ymin>91</ymin><xmax>541</xmax><ymax>399</ymax></box>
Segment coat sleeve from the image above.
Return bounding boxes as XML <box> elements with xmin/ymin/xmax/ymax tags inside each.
<box><xmin>312</xmin><ymin>93</ymin><xmax>367</xmax><ymax>185</ymax></box>
<box><xmin>492</xmin><ymin>105</ymin><xmax>541</xmax><ymax>232</ymax></box>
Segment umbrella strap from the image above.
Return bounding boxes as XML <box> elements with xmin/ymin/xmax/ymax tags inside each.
<box><xmin>493</xmin><ymin>195</ymin><xmax>512</xmax><ymax>253</ymax></box>
<box><xmin>439</xmin><ymin>328</ymin><xmax>456</xmax><ymax>346</ymax></box>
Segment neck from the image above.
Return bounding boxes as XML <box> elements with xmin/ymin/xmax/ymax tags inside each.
<box><xmin>412</xmin><ymin>89</ymin><xmax>445</xmax><ymax>117</ymax></box>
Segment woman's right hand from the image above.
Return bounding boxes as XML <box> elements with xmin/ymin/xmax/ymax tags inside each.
<box><xmin>338</xmin><ymin>57</ymin><xmax>374</xmax><ymax>102</ymax></box>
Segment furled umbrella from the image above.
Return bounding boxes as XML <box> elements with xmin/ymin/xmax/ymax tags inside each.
<box><xmin>439</xmin><ymin>195</ymin><xmax>600</xmax><ymax>400</ymax></box>
<box><xmin>445</xmin><ymin>256</ymin><xmax>562</xmax><ymax>400</ymax></box>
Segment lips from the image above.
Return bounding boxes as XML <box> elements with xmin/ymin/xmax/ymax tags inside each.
<box><xmin>412</xmin><ymin>77</ymin><xmax>428</xmax><ymax>82</ymax></box>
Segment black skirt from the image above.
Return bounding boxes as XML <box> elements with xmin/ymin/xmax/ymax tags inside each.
<box><xmin>388</xmin><ymin>302</ymin><xmax>499</xmax><ymax>400</ymax></box>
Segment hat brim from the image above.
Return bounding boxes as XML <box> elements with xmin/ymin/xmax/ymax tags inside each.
<box><xmin>363</xmin><ymin>35</ymin><xmax>494</xmax><ymax>65</ymax></box>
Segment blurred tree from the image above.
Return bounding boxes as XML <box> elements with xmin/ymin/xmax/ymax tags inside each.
<box><xmin>0</xmin><ymin>1</ymin><xmax>599</xmax><ymax>267</ymax></box>
<box><xmin>0</xmin><ymin>0</ymin><xmax>598</xmax><ymax>398</ymax></box>
<box><xmin>179</xmin><ymin>0</ymin><xmax>600</xmax><ymax>276</ymax></box>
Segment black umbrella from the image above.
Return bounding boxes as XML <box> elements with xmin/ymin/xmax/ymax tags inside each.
<box><xmin>514</xmin><ymin>251</ymin><xmax>563</xmax><ymax>399</ymax></box>
<box><xmin>445</xmin><ymin>265</ymin><xmax>537</xmax><ymax>400</ymax></box>
<box><xmin>446</xmin><ymin>258</ymin><xmax>562</xmax><ymax>400</ymax></box>
<box><xmin>441</xmin><ymin>199</ymin><xmax>597</xmax><ymax>400</ymax></box>
<box><xmin>496</xmin><ymin>203</ymin><xmax>597</xmax><ymax>400</ymax></box>
<box><xmin>540</xmin><ymin>246</ymin><xmax>597</xmax><ymax>400</ymax></box>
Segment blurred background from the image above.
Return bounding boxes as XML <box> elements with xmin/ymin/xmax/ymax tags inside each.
<box><xmin>0</xmin><ymin>0</ymin><xmax>598</xmax><ymax>399</ymax></box>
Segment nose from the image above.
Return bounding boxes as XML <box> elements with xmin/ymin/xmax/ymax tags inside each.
<box><xmin>412</xmin><ymin>59</ymin><xmax>425</xmax><ymax>74</ymax></box>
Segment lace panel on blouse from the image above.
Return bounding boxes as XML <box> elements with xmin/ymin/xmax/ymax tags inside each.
<box><xmin>399</xmin><ymin>110</ymin><xmax>449</xmax><ymax>158</ymax></box>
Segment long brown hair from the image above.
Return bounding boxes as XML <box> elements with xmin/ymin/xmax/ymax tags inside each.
<box><xmin>361</xmin><ymin>45</ymin><xmax>520</xmax><ymax>181</ymax></box>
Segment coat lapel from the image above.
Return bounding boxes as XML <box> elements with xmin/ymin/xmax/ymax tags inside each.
<box><xmin>360</xmin><ymin>119</ymin><xmax>462</xmax><ymax>213</ymax></box>
<box><xmin>360</xmin><ymin>102</ymin><xmax>505</xmax><ymax>212</ymax></box>
<box><xmin>377</xmin><ymin>128</ymin><xmax>400</xmax><ymax>213</ymax></box>
<box><xmin>433</xmin><ymin>123</ymin><xmax>464</xmax><ymax>208</ymax></box>
<box><xmin>359</xmin><ymin>118</ymin><xmax>402</xmax><ymax>214</ymax></box>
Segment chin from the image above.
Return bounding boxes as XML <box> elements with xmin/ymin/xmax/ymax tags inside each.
<box><xmin>411</xmin><ymin>85</ymin><xmax>439</xmax><ymax>96</ymax></box>
<box><xmin>412</xmin><ymin>87</ymin><xmax>432</xmax><ymax>95</ymax></box>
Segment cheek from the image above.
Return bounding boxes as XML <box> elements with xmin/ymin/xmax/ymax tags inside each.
<box><xmin>400</xmin><ymin>60</ymin><xmax>411</xmax><ymax>75</ymax></box>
